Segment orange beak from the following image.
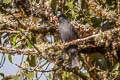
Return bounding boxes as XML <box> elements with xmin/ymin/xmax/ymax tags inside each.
<box><xmin>53</xmin><ymin>17</ymin><xmax>58</xmax><ymax>21</ymax></box>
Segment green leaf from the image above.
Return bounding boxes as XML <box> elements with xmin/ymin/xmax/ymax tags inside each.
<box><xmin>28</xmin><ymin>33</ymin><xmax>32</xmax><ymax>40</ymax></box>
<box><xmin>13</xmin><ymin>34</ymin><xmax>19</xmax><ymax>48</ymax></box>
<box><xmin>11</xmin><ymin>76</ymin><xmax>20</xmax><ymax>80</ymax></box>
<box><xmin>27</xmin><ymin>55</ymin><xmax>36</xmax><ymax>67</ymax></box>
<box><xmin>26</xmin><ymin>33</ymin><xmax>33</xmax><ymax>48</ymax></box>
<box><xmin>26</xmin><ymin>40</ymin><xmax>33</xmax><ymax>48</ymax></box>
<box><xmin>3</xmin><ymin>0</ymin><xmax>12</xmax><ymax>4</ymax></box>
<box><xmin>66</xmin><ymin>2</ymin><xmax>73</xmax><ymax>8</ymax></box>
<box><xmin>8</xmin><ymin>54</ymin><xmax>12</xmax><ymax>63</ymax></box>
<box><xmin>66</xmin><ymin>0</ymin><xmax>75</xmax><ymax>9</ymax></box>
<box><xmin>24</xmin><ymin>72</ymin><xmax>34</xmax><ymax>80</ymax></box>
<box><xmin>48</xmin><ymin>74</ymin><xmax>52</xmax><ymax>79</ymax></box>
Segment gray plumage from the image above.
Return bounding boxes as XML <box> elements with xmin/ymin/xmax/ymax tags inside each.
<box><xmin>58</xmin><ymin>14</ymin><xmax>80</xmax><ymax>68</ymax></box>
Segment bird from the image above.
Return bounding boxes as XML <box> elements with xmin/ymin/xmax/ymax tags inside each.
<box><xmin>54</xmin><ymin>14</ymin><xmax>80</xmax><ymax>68</ymax></box>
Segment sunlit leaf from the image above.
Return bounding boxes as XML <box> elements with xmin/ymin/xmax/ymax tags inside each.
<box><xmin>26</xmin><ymin>33</ymin><xmax>33</xmax><ymax>48</ymax></box>
<box><xmin>28</xmin><ymin>33</ymin><xmax>32</xmax><ymax>40</ymax></box>
<box><xmin>4</xmin><ymin>75</ymin><xmax>22</xmax><ymax>80</ymax></box>
<box><xmin>8</xmin><ymin>54</ymin><xmax>12</xmax><ymax>63</ymax></box>
<box><xmin>11</xmin><ymin>76</ymin><xmax>20</xmax><ymax>80</ymax></box>
<box><xmin>48</xmin><ymin>74</ymin><xmax>52</xmax><ymax>79</ymax></box>
<box><xmin>67</xmin><ymin>2</ymin><xmax>73</xmax><ymax>8</ymax></box>
<box><xmin>3</xmin><ymin>0</ymin><xmax>12</xmax><ymax>4</ymax></box>
<box><xmin>13</xmin><ymin>34</ymin><xmax>19</xmax><ymax>48</ymax></box>
<box><xmin>26</xmin><ymin>40</ymin><xmax>33</xmax><ymax>48</ymax></box>
<box><xmin>24</xmin><ymin>72</ymin><xmax>34</xmax><ymax>80</ymax></box>
<box><xmin>66</xmin><ymin>0</ymin><xmax>75</xmax><ymax>9</ymax></box>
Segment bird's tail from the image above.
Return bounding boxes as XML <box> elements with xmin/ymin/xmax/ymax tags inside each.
<box><xmin>66</xmin><ymin>45</ymin><xmax>80</xmax><ymax>68</ymax></box>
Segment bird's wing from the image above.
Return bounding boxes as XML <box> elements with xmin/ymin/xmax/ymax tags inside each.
<box><xmin>69</xmin><ymin>23</ymin><xmax>78</xmax><ymax>40</ymax></box>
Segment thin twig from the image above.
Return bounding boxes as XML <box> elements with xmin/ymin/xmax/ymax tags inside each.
<box><xmin>0</xmin><ymin>30</ymin><xmax>28</xmax><ymax>34</ymax></box>
<box><xmin>15</xmin><ymin>63</ymin><xmax>57</xmax><ymax>72</ymax></box>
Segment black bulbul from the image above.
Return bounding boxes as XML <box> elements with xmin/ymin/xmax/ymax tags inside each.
<box><xmin>54</xmin><ymin>14</ymin><xmax>80</xmax><ymax>68</ymax></box>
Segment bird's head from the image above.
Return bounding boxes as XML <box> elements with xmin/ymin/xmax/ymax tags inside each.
<box><xmin>53</xmin><ymin>14</ymin><xmax>67</xmax><ymax>23</ymax></box>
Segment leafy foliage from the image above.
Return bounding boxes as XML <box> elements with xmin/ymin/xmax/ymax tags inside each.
<box><xmin>0</xmin><ymin>0</ymin><xmax>120</xmax><ymax>80</ymax></box>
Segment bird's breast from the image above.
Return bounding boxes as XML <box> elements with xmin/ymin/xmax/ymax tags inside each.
<box><xmin>59</xmin><ymin>27</ymin><xmax>73</xmax><ymax>42</ymax></box>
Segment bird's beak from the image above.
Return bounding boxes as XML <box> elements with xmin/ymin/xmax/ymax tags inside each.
<box><xmin>53</xmin><ymin>17</ymin><xmax>58</xmax><ymax>21</ymax></box>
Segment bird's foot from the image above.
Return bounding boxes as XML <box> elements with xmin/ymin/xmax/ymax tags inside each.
<box><xmin>61</xmin><ymin>42</ymin><xmax>65</xmax><ymax>46</ymax></box>
<box><xmin>53</xmin><ymin>17</ymin><xmax>58</xmax><ymax>21</ymax></box>
<box><xmin>72</xmin><ymin>40</ymin><xmax>75</xmax><ymax>42</ymax></box>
